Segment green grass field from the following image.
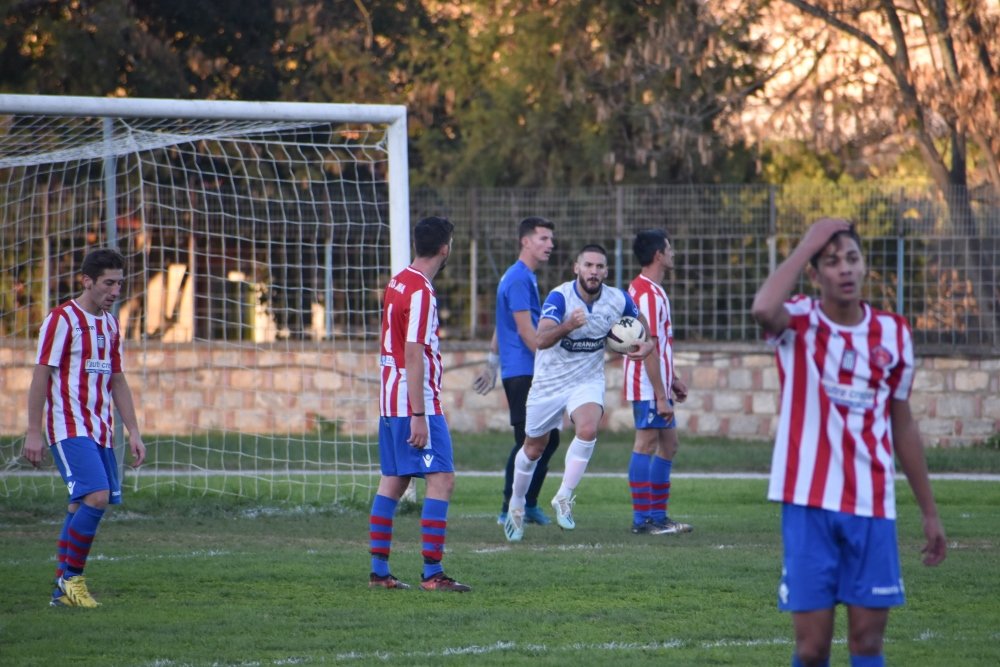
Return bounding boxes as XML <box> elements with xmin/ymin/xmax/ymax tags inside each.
<box><xmin>1</xmin><ymin>433</ymin><xmax>999</xmax><ymax>666</ymax></box>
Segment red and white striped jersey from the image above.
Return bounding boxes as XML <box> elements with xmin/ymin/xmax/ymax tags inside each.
<box><xmin>623</xmin><ymin>274</ymin><xmax>673</xmax><ymax>401</ymax></box>
<box><xmin>379</xmin><ymin>266</ymin><xmax>444</xmax><ymax>417</ymax></box>
<box><xmin>767</xmin><ymin>296</ymin><xmax>914</xmax><ymax>519</ymax></box>
<box><xmin>35</xmin><ymin>300</ymin><xmax>123</xmax><ymax>448</ymax></box>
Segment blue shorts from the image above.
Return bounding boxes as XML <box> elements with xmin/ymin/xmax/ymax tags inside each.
<box><xmin>50</xmin><ymin>437</ymin><xmax>122</xmax><ymax>505</ymax></box>
<box><xmin>778</xmin><ymin>503</ymin><xmax>904</xmax><ymax>612</ymax></box>
<box><xmin>377</xmin><ymin>415</ymin><xmax>455</xmax><ymax>477</ymax></box>
<box><xmin>632</xmin><ymin>399</ymin><xmax>676</xmax><ymax>430</ymax></box>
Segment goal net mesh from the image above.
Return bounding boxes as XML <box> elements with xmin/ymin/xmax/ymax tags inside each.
<box><xmin>0</xmin><ymin>104</ymin><xmax>397</xmax><ymax>502</ymax></box>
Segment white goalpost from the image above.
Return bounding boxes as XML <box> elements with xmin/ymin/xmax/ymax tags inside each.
<box><xmin>0</xmin><ymin>94</ymin><xmax>410</xmax><ymax>502</ymax></box>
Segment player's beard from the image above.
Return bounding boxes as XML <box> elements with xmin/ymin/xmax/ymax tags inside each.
<box><xmin>579</xmin><ymin>276</ymin><xmax>602</xmax><ymax>296</ymax></box>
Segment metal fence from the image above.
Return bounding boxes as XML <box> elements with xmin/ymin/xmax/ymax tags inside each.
<box><xmin>2</xmin><ymin>182</ymin><xmax>997</xmax><ymax>354</ymax></box>
<box><xmin>415</xmin><ymin>184</ymin><xmax>1000</xmax><ymax>354</ymax></box>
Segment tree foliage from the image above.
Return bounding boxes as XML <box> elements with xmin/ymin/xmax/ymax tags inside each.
<box><xmin>749</xmin><ymin>0</ymin><xmax>1000</xmax><ymax>194</ymax></box>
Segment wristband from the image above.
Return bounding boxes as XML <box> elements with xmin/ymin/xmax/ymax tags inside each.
<box><xmin>411</xmin><ymin>412</ymin><xmax>426</xmax><ymax>417</ymax></box>
<box><xmin>486</xmin><ymin>352</ymin><xmax>500</xmax><ymax>369</ymax></box>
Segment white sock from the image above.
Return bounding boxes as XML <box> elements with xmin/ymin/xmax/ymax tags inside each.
<box><xmin>557</xmin><ymin>437</ymin><xmax>596</xmax><ymax>497</ymax></box>
<box><xmin>510</xmin><ymin>448</ymin><xmax>538</xmax><ymax>512</ymax></box>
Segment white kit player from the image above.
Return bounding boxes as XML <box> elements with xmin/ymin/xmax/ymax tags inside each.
<box><xmin>503</xmin><ymin>244</ymin><xmax>654</xmax><ymax>541</ymax></box>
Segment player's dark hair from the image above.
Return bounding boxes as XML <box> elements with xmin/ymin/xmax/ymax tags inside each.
<box><xmin>518</xmin><ymin>216</ymin><xmax>554</xmax><ymax>241</ymax></box>
<box><xmin>81</xmin><ymin>248</ymin><xmax>125</xmax><ymax>280</ymax></box>
<box><xmin>633</xmin><ymin>228</ymin><xmax>669</xmax><ymax>266</ymax></box>
<box><xmin>413</xmin><ymin>216</ymin><xmax>455</xmax><ymax>258</ymax></box>
<box><xmin>577</xmin><ymin>243</ymin><xmax>607</xmax><ymax>260</ymax></box>
<box><xmin>808</xmin><ymin>224</ymin><xmax>862</xmax><ymax>268</ymax></box>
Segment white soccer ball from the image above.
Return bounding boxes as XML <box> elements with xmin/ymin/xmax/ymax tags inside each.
<box><xmin>606</xmin><ymin>316</ymin><xmax>645</xmax><ymax>354</ymax></box>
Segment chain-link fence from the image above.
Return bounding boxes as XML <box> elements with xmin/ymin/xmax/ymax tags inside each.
<box><xmin>415</xmin><ymin>184</ymin><xmax>1000</xmax><ymax>354</ymax></box>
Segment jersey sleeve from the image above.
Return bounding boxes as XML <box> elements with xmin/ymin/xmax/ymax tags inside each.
<box><xmin>540</xmin><ymin>290</ymin><xmax>566</xmax><ymax>323</ymax></box>
<box><xmin>888</xmin><ymin>316</ymin><xmax>915</xmax><ymax>401</ymax></box>
<box><xmin>506</xmin><ymin>275</ymin><xmax>534</xmax><ymax>313</ymax></box>
<box><xmin>111</xmin><ymin>316</ymin><xmax>124</xmax><ymax>374</ymax></box>
<box><xmin>622</xmin><ymin>290</ymin><xmax>639</xmax><ymax>318</ymax></box>
<box><xmin>36</xmin><ymin>311</ymin><xmax>70</xmax><ymax>368</ymax></box>
<box><xmin>405</xmin><ymin>287</ymin><xmax>432</xmax><ymax>345</ymax></box>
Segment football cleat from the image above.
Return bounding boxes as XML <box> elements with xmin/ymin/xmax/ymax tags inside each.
<box><xmin>369</xmin><ymin>573</ymin><xmax>412</xmax><ymax>589</ymax></box>
<box><xmin>49</xmin><ymin>592</ymin><xmax>75</xmax><ymax>608</ymax></box>
<box><xmin>631</xmin><ymin>520</ymin><xmax>651</xmax><ymax>534</ymax></box>
<box><xmin>523</xmin><ymin>506</ymin><xmax>552</xmax><ymax>525</ymax></box>
<box><xmin>648</xmin><ymin>518</ymin><xmax>694</xmax><ymax>535</ymax></box>
<box><xmin>58</xmin><ymin>576</ymin><xmax>100</xmax><ymax>608</ymax></box>
<box><xmin>419</xmin><ymin>572</ymin><xmax>471</xmax><ymax>592</ymax></box>
<box><xmin>550</xmin><ymin>494</ymin><xmax>576</xmax><ymax>530</ymax></box>
<box><xmin>503</xmin><ymin>508</ymin><xmax>525</xmax><ymax>542</ymax></box>
<box><xmin>496</xmin><ymin>511</ymin><xmax>508</xmax><ymax>526</ymax></box>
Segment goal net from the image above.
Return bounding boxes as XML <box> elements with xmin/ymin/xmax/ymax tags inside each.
<box><xmin>0</xmin><ymin>94</ymin><xmax>410</xmax><ymax>503</ymax></box>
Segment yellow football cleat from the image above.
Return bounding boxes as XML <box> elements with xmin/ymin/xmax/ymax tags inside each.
<box><xmin>58</xmin><ymin>576</ymin><xmax>101</xmax><ymax>608</ymax></box>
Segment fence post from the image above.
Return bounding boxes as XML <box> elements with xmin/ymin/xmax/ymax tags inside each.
<box><xmin>615</xmin><ymin>186</ymin><xmax>625</xmax><ymax>290</ymax></box>
<box><xmin>896</xmin><ymin>188</ymin><xmax>905</xmax><ymax>316</ymax></box>
<box><xmin>767</xmin><ymin>185</ymin><xmax>777</xmax><ymax>273</ymax></box>
<box><xmin>469</xmin><ymin>188</ymin><xmax>479</xmax><ymax>339</ymax></box>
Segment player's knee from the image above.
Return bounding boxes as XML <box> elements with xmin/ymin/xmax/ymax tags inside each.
<box><xmin>83</xmin><ymin>490</ymin><xmax>110</xmax><ymax>509</ymax></box>
<box><xmin>794</xmin><ymin>644</ymin><xmax>831</xmax><ymax>666</ymax></box>
<box><xmin>847</xmin><ymin>629</ymin><xmax>884</xmax><ymax>656</ymax></box>
<box><xmin>425</xmin><ymin>472</ymin><xmax>455</xmax><ymax>498</ymax></box>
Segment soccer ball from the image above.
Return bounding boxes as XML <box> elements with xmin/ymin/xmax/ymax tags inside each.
<box><xmin>606</xmin><ymin>316</ymin><xmax>645</xmax><ymax>354</ymax></box>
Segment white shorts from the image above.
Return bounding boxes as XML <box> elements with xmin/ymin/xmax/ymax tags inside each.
<box><xmin>524</xmin><ymin>380</ymin><xmax>605</xmax><ymax>438</ymax></box>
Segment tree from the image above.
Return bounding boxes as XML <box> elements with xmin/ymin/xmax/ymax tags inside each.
<box><xmin>406</xmin><ymin>0</ymin><xmax>767</xmax><ymax>186</ymax></box>
<box><xmin>751</xmin><ymin>0</ymin><xmax>999</xmax><ymax>194</ymax></box>
<box><xmin>752</xmin><ymin>0</ymin><xmax>999</xmax><ymax>342</ymax></box>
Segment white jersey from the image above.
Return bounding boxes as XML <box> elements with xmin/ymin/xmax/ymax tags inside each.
<box><xmin>766</xmin><ymin>296</ymin><xmax>913</xmax><ymax>519</ymax></box>
<box><xmin>531</xmin><ymin>280</ymin><xmax>638</xmax><ymax>393</ymax></box>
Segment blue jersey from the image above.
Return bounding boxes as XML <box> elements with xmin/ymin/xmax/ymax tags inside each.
<box><xmin>495</xmin><ymin>260</ymin><xmax>541</xmax><ymax>379</ymax></box>
<box><xmin>532</xmin><ymin>281</ymin><xmax>638</xmax><ymax>392</ymax></box>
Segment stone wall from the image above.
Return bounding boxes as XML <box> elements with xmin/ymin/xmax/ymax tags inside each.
<box><xmin>2</xmin><ymin>342</ymin><xmax>997</xmax><ymax>446</ymax></box>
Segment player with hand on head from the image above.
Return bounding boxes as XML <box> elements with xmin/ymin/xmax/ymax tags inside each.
<box><xmin>473</xmin><ymin>216</ymin><xmax>560</xmax><ymax>527</ymax></box>
<box><xmin>752</xmin><ymin>217</ymin><xmax>946</xmax><ymax>667</ymax></box>
<box><xmin>625</xmin><ymin>229</ymin><xmax>693</xmax><ymax>536</ymax></box>
<box><xmin>369</xmin><ymin>216</ymin><xmax>471</xmax><ymax>592</ymax></box>
<box><xmin>503</xmin><ymin>244</ymin><xmax>654</xmax><ymax>542</ymax></box>
<box><xmin>22</xmin><ymin>248</ymin><xmax>146</xmax><ymax>608</ymax></box>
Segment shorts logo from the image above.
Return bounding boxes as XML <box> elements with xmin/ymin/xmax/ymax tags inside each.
<box><xmin>422</xmin><ymin>453</ymin><xmax>434</xmax><ymax>468</ymax></box>
<box><xmin>67</xmin><ymin>481</ymin><xmax>76</xmax><ymax>496</ymax></box>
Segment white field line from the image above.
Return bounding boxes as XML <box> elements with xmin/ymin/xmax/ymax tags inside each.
<box><xmin>3</xmin><ymin>469</ymin><xmax>999</xmax><ymax>481</ymax></box>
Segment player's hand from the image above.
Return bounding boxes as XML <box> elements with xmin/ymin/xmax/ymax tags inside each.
<box><xmin>567</xmin><ymin>307</ymin><xmax>587</xmax><ymax>330</ymax></box>
<box><xmin>921</xmin><ymin>515</ymin><xmax>947</xmax><ymax>566</ymax></box>
<box><xmin>655</xmin><ymin>395</ymin><xmax>674</xmax><ymax>421</ymax></box>
<box><xmin>672</xmin><ymin>377</ymin><xmax>689</xmax><ymax>403</ymax></box>
<box><xmin>130</xmin><ymin>435</ymin><xmax>147</xmax><ymax>468</ymax></box>
<box><xmin>800</xmin><ymin>217</ymin><xmax>852</xmax><ymax>255</ymax></box>
<box><xmin>21</xmin><ymin>432</ymin><xmax>46</xmax><ymax>468</ymax></box>
<box><xmin>472</xmin><ymin>352</ymin><xmax>499</xmax><ymax>395</ymax></box>
<box><xmin>626</xmin><ymin>338</ymin><xmax>654</xmax><ymax>361</ymax></box>
<box><xmin>407</xmin><ymin>414</ymin><xmax>429</xmax><ymax>449</ymax></box>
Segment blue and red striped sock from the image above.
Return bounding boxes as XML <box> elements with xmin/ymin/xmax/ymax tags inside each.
<box><xmin>369</xmin><ymin>494</ymin><xmax>398</xmax><ymax>577</ymax></box>
<box><xmin>650</xmin><ymin>456</ymin><xmax>672</xmax><ymax>523</ymax></box>
<box><xmin>420</xmin><ymin>498</ymin><xmax>449</xmax><ymax>579</ymax></box>
<box><xmin>628</xmin><ymin>452</ymin><xmax>652</xmax><ymax>526</ymax></box>
<box><xmin>53</xmin><ymin>510</ymin><xmax>73</xmax><ymax>593</ymax></box>
<box><xmin>64</xmin><ymin>504</ymin><xmax>104</xmax><ymax>578</ymax></box>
